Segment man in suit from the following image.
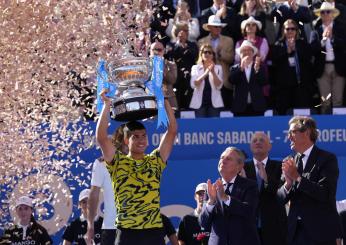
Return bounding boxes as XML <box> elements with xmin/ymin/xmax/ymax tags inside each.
<box><xmin>244</xmin><ymin>132</ymin><xmax>287</xmax><ymax>245</ymax></box>
<box><xmin>230</xmin><ymin>40</ymin><xmax>267</xmax><ymax>116</ymax></box>
<box><xmin>310</xmin><ymin>2</ymin><xmax>346</xmax><ymax>114</ymax></box>
<box><xmin>198</xmin><ymin>15</ymin><xmax>234</xmax><ymax>109</ymax></box>
<box><xmin>278</xmin><ymin>115</ymin><xmax>342</xmax><ymax>245</ymax></box>
<box><xmin>199</xmin><ymin>0</ymin><xmax>239</xmax><ymax>40</ymax></box>
<box><xmin>200</xmin><ymin>146</ymin><xmax>260</xmax><ymax>245</ymax></box>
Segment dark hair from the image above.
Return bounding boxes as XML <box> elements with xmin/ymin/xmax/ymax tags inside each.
<box><xmin>112</xmin><ymin>123</ymin><xmax>126</xmax><ymax>149</ymax></box>
<box><xmin>289</xmin><ymin>116</ymin><xmax>319</xmax><ymax>142</ymax></box>
<box><xmin>123</xmin><ymin>121</ymin><xmax>146</xmax><ymax>138</ymax></box>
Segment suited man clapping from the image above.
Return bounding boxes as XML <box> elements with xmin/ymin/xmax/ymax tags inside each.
<box><xmin>200</xmin><ymin>147</ymin><xmax>260</xmax><ymax>245</ymax></box>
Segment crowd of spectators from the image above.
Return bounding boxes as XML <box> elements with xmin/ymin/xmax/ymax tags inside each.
<box><xmin>148</xmin><ymin>0</ymin><xmax>346</xmax><ymax>117</ymax></box>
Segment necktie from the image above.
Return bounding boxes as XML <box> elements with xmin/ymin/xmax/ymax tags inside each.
<box><xmin>297</xmin><ymin>154</ymin><xmax>305</xmax><ymax>175</ymax></box>
<box><xmin>256</xmin><ymin>162</ymin><xmax>264</xmax><ymax>190</ymax></box>
<box><xmin>225</xmin><ymin>182</ymin><xmax>233</xmax><ymax>196</ymax></box>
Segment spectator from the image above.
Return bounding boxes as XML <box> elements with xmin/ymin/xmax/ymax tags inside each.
<box><xmin>178</xmin><ymin>183</ymin><xmax>211</xmax><ymax>245</ymax></box>
<box><xmin>166</xmin><ymin>0</ymin><xmax>200</xmax><ymax>42</ymax></box>
<box><xmin>162</xmin><ymin>214</ymin><xmax>179</xmax><ymax>245</ymax></box>
<box><xmin>243</xmin><ymin>132</ymin><xmax>287</xmax><ymax>245</ymax></box>
<box><xmin>150</xmin><ymin>2</ymin><xmax>175</xmax><ymax>46</ymax></box>
<box><xmin>0</xmin><ymin>196</ymin><xmax>52</xmax><ymax>245</ymax></box>
<box><xmin>230</xmin><ymin>40</ymin><xmax>267</xmax><ymax>116</ymax></box>
<box><xmin>278</xmin><ymin>116</ymin><xmax>342</xmax><ymax>244</ymax></box>
<box><xmin>189</xmin><ymin>44</ymin><xmax>224</xmax><ymax>117</ymax></box>
<box><xmin>186</xmin><ymin>0</ymin><xmax>214</xmax><ymax>18</ymax></box>
<box><xmin>270</xmin><ymin>0</ymin><xmax>312</xmax><ymax>41</ymax></box>
<box><xmin>199</xmin><ymin>0</ymin><xmax>239</xmax><ymax>40</ymax></box>
<box><xmin>235</xmin><ymin>16</ymin><xmax>269</xmax><ymax>64</ymax></box>
<box><xmin>310</xmin><ymin>2</ymin><xmax>346</xmax><ymax>114</ymax></box>
<box><xmin>237</xmin><ymin>0</ymin><xmax>267</xmax><ymax>39</ymax></box>
<box><xmin>166</xmin><ymin>23</ymin><xmax>199</xmax><ymax>110</ymax></box>
<box><xmin>96</xmin><ymin>88</ymin><xmax>177</xmax><ymax>244</ymax></box>
<box><xmin>63</xmin><ymin>189</ymin><xmax>103</xmax><ymax>245</ymax></box>
<box><xmin>198</xmin><ymin>15</ymin><xmax>234</xmax><ymax>109</ymax></box>
<box><xmin>151</xmin><ymin>41</ymin><xmax>178</xmax><ymax>110</ymax></box>
<box><xmin>200</xmin><ymin>146</ymin><xmax>260</xmax><ymax>245</ymax></box>
<box><xmin>271</xmin><ymin>19</ymin><xmax>315</xmax><ymax>115</ymax></box>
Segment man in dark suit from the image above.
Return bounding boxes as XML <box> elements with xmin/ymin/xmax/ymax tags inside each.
<box><xmin>278</xmin><ymin>115</ymin><xmax>342</xmax><ymax>245</ymax></box>
<box><xmin>243</xmin><ymin>132</ymin><xmax>287</xmax><ymax>245</ymax></box>
<box><xmin>200</xmin><ymin>147</ymin><xmax>260</xmax><ymax>245</ymax></box>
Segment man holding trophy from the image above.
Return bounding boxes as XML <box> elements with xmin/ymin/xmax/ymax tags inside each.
<box><xmin>95</xmin><ymin>52</ymin><xmax>177</xmax><ymax>244</ymax></box>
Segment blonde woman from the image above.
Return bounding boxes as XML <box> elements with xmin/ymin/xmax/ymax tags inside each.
<box><xmin>189</xmin><ymin>44</ymin><xmax>224</xmax><ymax>118</ymax></box>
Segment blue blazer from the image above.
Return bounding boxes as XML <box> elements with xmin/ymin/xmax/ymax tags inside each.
<box><xmin>200</xmin><ymin>175</ymin><xmax>260</xmax><ymax>245</ymax></box>
<box><xmin>278</xmin><ymin>146</ymin><xmax>342</xmax><ymax>243</ymax></box>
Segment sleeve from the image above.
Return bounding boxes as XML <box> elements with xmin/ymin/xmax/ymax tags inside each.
<box><xmin>190</xmin><ymin>65</ymin><xmax>200</xmax><ymax>89</ymax></box>
<box><xmin>37</xmin><ymin>226</ymin><xmax>53</xmax><ymax>245</ymax></box>
<box><xmin>90</xmin><ymin>160</ymin><xmax>104</xmax><ymax>187</ymax></box>
<box><xmin>161</xmin><ymin>214</ymin><xmax>176</xmax><ymax>237</ymax></box>
<box><xmin>62</xmin><ymin>222</ymin><xmax>74</xmax><ymax>242</ymax></box>
<box><xmin>177</xmin><ymin>217</ymin><xmax>187</xmax><ymax>241</ymax></box>
<box><xmin>214</xmin><ymin>65</ymin><xmax>224</xmax><ymax>90</ymax></box>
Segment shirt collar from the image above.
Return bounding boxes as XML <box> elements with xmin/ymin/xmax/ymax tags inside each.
<box><xmin>222</xmin><ymin>175</ymin><xmax>237</xmax><ymax>185</ymax></box>
<box><xmin>253</xmin><ymin>156</ymin><xmax>268</xmax><ymax>166</ymax></box>
<box><xmin>301</xmin><ymin>144</ymin><xmax>314</xmax><ymax>160</ymax></box>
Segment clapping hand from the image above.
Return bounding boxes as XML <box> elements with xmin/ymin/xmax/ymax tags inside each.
<box><xmin>287</xmin><ymin>38</ymin><xmax>296</xmax><ymax>53</ymax></box>
<box><xmin>323</xmin><ymin>25</ymin><xmax>332</xmax><ymax>40</ymax></box>
<box><xmin>254</xmin><ymin>56</ymin><xmax>261</xmax><ymax>73</ymax></box>
<box><xmin>240</xmin><ymin>55</ymin><xmax>252</xmax><ymax>71</ymax></box>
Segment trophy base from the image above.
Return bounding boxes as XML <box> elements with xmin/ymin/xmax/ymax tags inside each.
<box><xmin>111</xmin><ymin>95</ymin><xmax>158</xmax><ymax>121</ymax></box>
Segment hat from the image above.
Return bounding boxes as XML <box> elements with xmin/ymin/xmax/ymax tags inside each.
<box><xmin>195</xmin><ymin>183</ymin><xmax>207</xmax><ymax>193</ymax></box>
<box><xmin>78</xmin><ymin>189</ymin><xmax>90</xmax><ymax>202</ymax></box>
<box><xmin>314</xmin><ymin>2</ymin><xmax>340</xmax><ymax>18</ymax></box>
<box><xmin>15</xmin><ymin>196</ymin><xmax>33</xmax><ymax>208</ymax></box>
<box><xmin>202</xmin><ymin>15</ymin><xmax>227</xmax><ymax>31</ymax></box>
<box><xmin>236</xmin><ymin>40</ymin><xmax>258</xmax><ymax>56</ymax></box>
<box><xmin>241</xmin><ymin>16</ymin><xmax>262</xmax><ymax>31</ymax></box>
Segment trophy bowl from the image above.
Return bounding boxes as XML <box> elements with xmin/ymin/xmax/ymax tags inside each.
<box><xmin>107</xmin><ymin>57</ymin><xmax>158</xmax><ymax>121</ymax></box>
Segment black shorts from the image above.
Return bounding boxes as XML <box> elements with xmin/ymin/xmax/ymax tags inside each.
<box><xmin>115</xmin><ymin>227</ymin><xmax>165</xmax><ymax>245</ymax></box>
<box><xmin>101</xmin><ymin>229</ymin><xmax>116</xmax><ymax>245</ymax></box>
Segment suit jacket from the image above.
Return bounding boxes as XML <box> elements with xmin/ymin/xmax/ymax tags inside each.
<box><xmin>244</xmin><ymin>159</ymin><xmax>287</xmax><ymax>245</ymax></box>
<box><xmin>230</xmin><ymin>63</ymin><xmax>267</xmax><ymax>113</ymax></box>
<box><xmin>200</xmin><ymin>175</ymin><xmax>260</xmax><ymax>245</ymax></box>
<box><xmin>277</xmin><ymin>145</ymin><xmax>342</xmax><ymax>243</ymax></box>
<box><xmin>198</xmin><ymin>35</ymin><xmax>234</xmax><ymax>89</ymax></box>
<box><xmin>310</xmin><ymin>21</ymin><xmax>346</xmax><ymax>78</ymax></box>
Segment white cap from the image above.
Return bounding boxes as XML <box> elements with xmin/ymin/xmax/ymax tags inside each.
<box><xmin>195</xmin><ymin>183</ymin><xmax>207</xmax><ymax>193</ymax></box>
<box><xmin>15</xmin><ymin>196</ymin><xmax>33</xmax><ymax>208</ymax></box>
<box><xmin>78</xmin><ymin>189</ymin><xmax>90</xmax><ymax>202</ymax></box>
<box><xmin>236</xmin><ymin>40</ymin><xmax>258</xmax><ymax>56</ymax></box>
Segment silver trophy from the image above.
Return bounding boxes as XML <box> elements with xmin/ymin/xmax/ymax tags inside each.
<box><xmin>107</xmin><ymin>56</ymin><xmax>158</xmax><ymax>121</ymax></box>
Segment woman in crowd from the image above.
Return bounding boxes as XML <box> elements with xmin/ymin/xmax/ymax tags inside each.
<box><xmin>271</xmin><ymin>19</ymin><xmax>315</xmax><ymax>115</ymax></box>
<box><xmin>189</xmin><ymin>44</ymin><xmax>224</xmax><ymax>117</ymax></box>
<box><xmin>165</xmin><ymin>0</ymin><xmax>200</xmax><ymax>42</ymax></box>
<box><xmin>166</xmin><ymin>23</ymin><xmax>199</xmax><ymax>110</ymax></box>
<box><xmin>0</xmin><ymin>196</ymin><xmax>52</xmax><ymax>244</ymax></box>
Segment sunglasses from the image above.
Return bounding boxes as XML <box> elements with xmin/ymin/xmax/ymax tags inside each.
<box><xmin>202</xmin><ymin>50</ymin><xmax>213</xmax><ymax>55</ymax></box>
<box><xmin>285</xmin><ymin>27</ymin><xmax>296</xmax><ymax>31</ymax></box>
<box><xmin>321</xmin><ymin>10</ymin><xmax>331</xmax><ymax>15</ymax></box>
<box><xmin>152</xmin><ymin>48</ymin><xmax>163</xmax><ymax>52</ymax></box>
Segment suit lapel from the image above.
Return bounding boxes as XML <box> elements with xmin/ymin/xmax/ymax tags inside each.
<box><xmin>247</xmin><ymin>161</ymin><xmax>257</xmax><ymax>181</ymax></box>
<box><xmin>303</xmin><ymin>146</ymin><xmax>318</xmax><ymax>176</ymax></box>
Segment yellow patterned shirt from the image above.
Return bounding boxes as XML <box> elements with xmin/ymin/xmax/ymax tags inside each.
<box><xmin>107</xmin><ymin>149</ymin><xmax>166</xmax><ymax>229</ymax></box>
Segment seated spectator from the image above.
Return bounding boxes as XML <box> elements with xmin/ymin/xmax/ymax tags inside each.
<box><xmin>198</xmin><ymin>0</ymin><xmax>239</xmax><ymax>40</ymax></box>
<box><xmin>271</xmin><ymin>19</ymin><xmax>315</xmax><ymax>115</ymax></box>
<box><xmin>178</xmin><ymin>183</ymin><xmax>211</xmax><ymax>245</ymax></box>
<box><xmin>310</xmin><ymin>2</ymin><xmax>346</xmax><ymax>114</ymax></box>
<box><xmin>165</xmin><ymin>0</ymin><xmax>200</xmax><ymax>42</ymax></box>
<box><xmin>230</xmin><ymin>40</ymin><xmax>267</xmax><ymax>116</ymax></box>
<box><xmin>62</xmin><ymin>189</ymin><xmax>103</xmax><ymax>245</ymax></box>
<box><xmin>236</xmin><ymin>0</ymin><xmax>267</xmax><ymax>39</ymax></box>
<box><xmin>270</xmin><ymin>0</ymin><xmax>312</xmax><ymax>41</ymax></box>
<box><xmin>166</xmin><ymin>23</ymin><xmax>199</xmax><ymax>110</ymax></box>
<box><xmin>190</xmin><ymin>44</ymin><xmax>224</xmax><ymax>117</ymax></box>
<box><xmin>0</xmin><ymin>196</ymin><xmax>52</xmax><ymax>244</ymax></box>
<box><xmin>198</xmin><ymin>15</ymin><xmax>234</xmax><ymax>109</ymax></box>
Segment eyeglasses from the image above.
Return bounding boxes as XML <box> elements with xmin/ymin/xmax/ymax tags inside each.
<box><xmin>285</xmin><ymin>27</ymin><xmax>296</xmax><ymax>31</ymax></box>
<box><xmin>152</xmin><ymin>48</ymin><xmax>163</xmax><ymax>52</ymax></box>
<box><xmin>202</xmin><ymin>50</ymin><xmax>213</xmax><ymax>55</ymax></box>
<box><xmin>321</xmin><ymin>10</ymin><xmax>331</xmax><ymax>15</ymax></box>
